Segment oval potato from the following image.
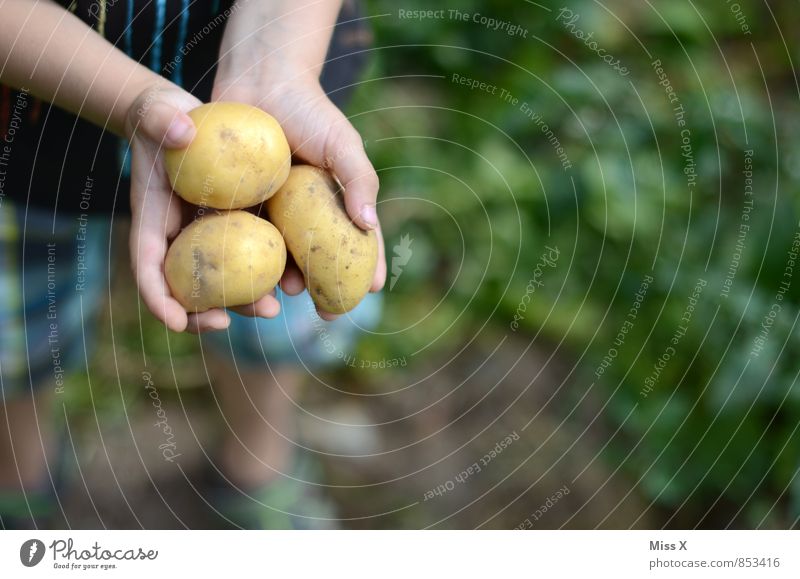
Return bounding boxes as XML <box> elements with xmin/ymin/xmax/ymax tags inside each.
<box><xmin>267</xmin><ymin>165</ymin><xmax>377</xmax><ymax>314</ymax></box>
<box><xmin>165</xmin><ymin>211</ymin><xmax>286</xmax><ymax>312</ymax></box>
<box><xmin>164</xmin><ymin>102</ymin><xmax>291</xmax><ymax>209</ymax></box>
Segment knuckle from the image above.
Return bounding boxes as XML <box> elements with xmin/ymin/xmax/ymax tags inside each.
<box><xmin>362</xmin><ymin>171</ymin><xmax>380</xmax><ymax>192</ymax></box>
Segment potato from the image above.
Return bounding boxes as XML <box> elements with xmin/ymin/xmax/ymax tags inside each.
<box><xmin>266</xmin><ymin>165</ymin><xmax>377</xmax><ymax>314</ymax></box>
<box><xmin>165</xmin><ymin>211</ymin><xmax>286</xmax><ymax>312</ymax></box>
<box><xmin>164</xmin><ymin>102</ymin><xmax>291</xmax><ymax>209</ymax></box>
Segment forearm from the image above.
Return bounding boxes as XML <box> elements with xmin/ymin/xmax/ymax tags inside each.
<box><xmin>216</xmin><ymin>0</ymin><xmax>343</xmax><ymax>89</ymax></box>
<box><xmin>0</xmin><ymin>0</ymin><xmax>168</xmax><ymax>136</ymax></box>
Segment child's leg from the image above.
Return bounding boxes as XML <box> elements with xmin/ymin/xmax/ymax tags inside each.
<box><xmin>0</xmin><ymin>204</ymin><xmax>110</xmax><ymax>528</ymax></box>
<box><xmin>210</xmin><ymin>363</ymin><xmax>299</xmax><ymax>488</ymax></box>
<box><xmin>202</xmin><ymin>289</ymin><xmax>383</xmax><ymax>529</ymax></box>
<box><xmin>0</xmin><ymin>391</ymin><xmax>54</xmax><ymax>489</ymax></box>
<box><xmin>0</xmin><ymin>391</ymin><xmax>57</xmax><ymax>528</ymax></box>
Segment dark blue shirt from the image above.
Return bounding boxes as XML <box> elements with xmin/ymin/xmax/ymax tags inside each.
<box><xmin>0</xmin><ymin>0</ymin><xmax>367</xmax><ymax>215</ymax></box>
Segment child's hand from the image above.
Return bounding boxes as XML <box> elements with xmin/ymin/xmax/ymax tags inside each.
<box><xmin>211</xmin><ymin>77</ymin><xmax>388</xmax><ymax>320</ymax></box>
<box><xmin>125</xmin><ymin>83</ymin><xmax>282</xmax><ymax>333</ymax></box>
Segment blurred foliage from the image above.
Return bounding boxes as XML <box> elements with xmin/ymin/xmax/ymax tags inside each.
<box><xmin>355</xmin><ymin>0</ymin><xmax>800</xmax><ymax>526</ymax></box>
<box><xmin>59</xmin><ymin>0</ymin><xmax>800</xmax><ymax>528</ymax></box>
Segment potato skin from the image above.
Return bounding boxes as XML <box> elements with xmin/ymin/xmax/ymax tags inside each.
<box><xmin>266</xmin><ymin>165</ymin><xmax>378</xmax><ymax>314</ymax></box>
<box><xmin>165</xmin><ymin>211</ymin><xmax>286</xmax><ymax>312</ymax></box>
<box><xmin>164</xmin><ymin>102</ymin><xmax>291</xmax><ymax>209</ymax></box>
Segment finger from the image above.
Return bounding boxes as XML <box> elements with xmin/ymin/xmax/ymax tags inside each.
<box><xmin>130</xmin><ymin>224</ymin><xmax>189</xmax><ymax>333</ymax></box>
<box><xmin>371</xmin><ymin>218</ymin><xmax>387</xmax><ymax>292</ymax></box>
<box><xmin>280</xmin><ymin>261</ymin><xmax>306</xmax><ymax>296</ymax></box>
<box><xmin>317</xmin><ymin>308</ymin><xmax>340</xmax><ymax>322</ymax></box>
<box><xmin>186</xmin><ymin>309</ymin><xmax>231</xmax><ymax>334</ymax></box>
<box><xmin>227</xmin><ymin>294</ymin><xmax>282</xmax><ymax>318</ymax></box>
<box><xmin>325</xmin><ymin>121</ymin><xmax>379</xmax><ymax>231</ymax></box>
<box><xmin>129</xmin><ymin>150</ymin><xmax>188</xmax><ymax>333</ymax></box>
<box><xmin>133</xmin><ymin>99</ymin><xmax>196</xmax><ymax>149</ymax></box>
<box><xmin>128</xmin><ymin>87</ymin><xmax>205</xmax><ymax>333</ymax></box>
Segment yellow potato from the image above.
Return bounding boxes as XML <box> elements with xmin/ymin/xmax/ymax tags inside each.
<box><xmin>165</xmin><ymin>211</ymin><xmax>286</xmax><ymax>312</ymax></box>
<box><xmin>164</xmin><ymin>102</ymin><xmax>290</xmax><ymax>209</ymax></box>
<box><xmin>267</xmin><ymin>165</ymin><xmax>377</xmax><ymax>314</ymax></box>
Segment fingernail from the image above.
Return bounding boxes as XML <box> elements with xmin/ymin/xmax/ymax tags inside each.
<box><xmin>166</xmin><ymin>116</ymin><xmax>194</xmax><ymax>147</ymax></box>
<box><xmin>360</xmin><ymin>204</ymin><xmax>377</xmax><ymax>229</ymax></box>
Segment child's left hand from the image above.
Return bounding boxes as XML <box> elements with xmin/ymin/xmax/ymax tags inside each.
<box><xmin>212</xmin><ymin>1</ymin><xmax>387</xmax><ymax>320</ymax></box>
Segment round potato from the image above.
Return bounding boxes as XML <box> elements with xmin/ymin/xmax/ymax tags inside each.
<box><xmin>266</xmin><ymin>165</ymin><xmax>377</xmax><ymax>314</ymax></box>
<box><xmin>164</xmin><ymin>102</ymin><xmax>291</xmax><ymax>209</ymax></box>
<box><xmin>165</xmin><ymin>211</ymin><xmax>286</xmax><ymax>312</ymax></box>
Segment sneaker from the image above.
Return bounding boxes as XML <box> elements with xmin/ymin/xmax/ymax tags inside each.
<box><xmin>0</xmin><ymin>486</ymin><xmax>57</xmax><ymax>529</ymax></box>
<box><xmin>206</xmin><ymin>452</ymin><xmax>339</xmax><ymax>530</ymax></box>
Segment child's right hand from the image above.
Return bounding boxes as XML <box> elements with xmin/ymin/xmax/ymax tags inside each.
<box><xmin>125</xmin><ymin>83</ymin><xmax>282</xmax><ymax>333</ymax></box>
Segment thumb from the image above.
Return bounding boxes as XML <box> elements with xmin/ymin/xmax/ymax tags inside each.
<box><xmin>126</xmin><ymin>89</ymin><xmax>198</xmax><ymax>148</ymax></box>
<box><xmin>139</xmin><ymin>101</ymin><xmax>195</xmax><ymax>148</ymax></box>
<box><xmin>325</xmin><ymin>118</ymin><xmax>379</xmax><ymax>231</ymax></box>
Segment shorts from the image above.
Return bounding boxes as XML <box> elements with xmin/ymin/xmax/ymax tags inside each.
<box><xmin>0</xmin><ymin>202</ymin><xmax>382</xmax><ymax>400</ymax></box>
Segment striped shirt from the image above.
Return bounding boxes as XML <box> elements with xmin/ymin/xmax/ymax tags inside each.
<box><xmin>0</xmin><ymin>1</ymin><xmax>367</xmax><ymax>216</ymax></box>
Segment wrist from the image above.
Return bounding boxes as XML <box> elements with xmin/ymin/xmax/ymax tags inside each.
<box><xmin>215</xmin><ymin>54</ymin><xmax>322</xmax><ymax>93</ymax></box>
<box><xmin>262</xmin><ymin>68</ymin><xmax>324</xmax><ymax>104</ymax></box>
<box><xmin>215</xmin><ymin>0</ymin><xmax>339</xmax><ymax>99</ymax></box>
<box><xmin>214</xmin><ymin>66</ymin><xmax>323</xmax><ymax>110</ymax></box>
